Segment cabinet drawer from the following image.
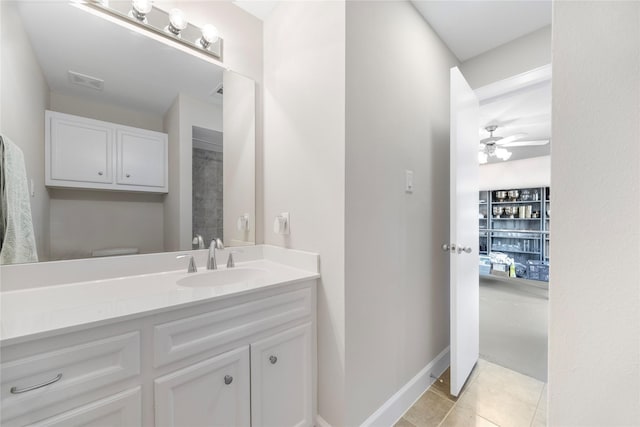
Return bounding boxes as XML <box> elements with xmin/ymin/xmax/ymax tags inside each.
<box><xmin>26</xmin><ymin>387</ymin><xmax>141</xmax><ymax>427</ymax></box>
<box><xmin>1</xmin><ymin>332</ymin><xmax>140</xmax><ymax>423</ymax></box>
<box><xmin>154</xmin><ymin>288</ymin><xmax>311</xmax><ymax>367</ymax></box>
<box><xmin>155</xmin><ymin>346</ymin><xmax>250</xmax><ymax>427</ymax></box>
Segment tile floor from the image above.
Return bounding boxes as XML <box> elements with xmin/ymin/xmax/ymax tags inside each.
<box><xmin>395</xmin><ymin>360</ymin><xmax>547</xmax><ymax>427</ymax></box>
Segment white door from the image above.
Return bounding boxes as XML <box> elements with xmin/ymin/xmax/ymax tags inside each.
<box><xmin>49</xmin><ymin>114</ymin><xmax>113</xmax><ymax>184</ymax></box>
<box><xmin>448</xmin><ymin>67</ymin><xmax>480</xmax><ymax>397</ymax></box>
<box><xmin>117</xmin><ymin>129</ymin><xmax>167</xmax><ymax>188</ymax></box>
<box><xmin>250</xmin><ymin>323</ymin><xmax>313</xmax><ymax>427</ymax></box>
<box><xmin>154</xmin><ymin>346</ymin><xmax>250</xmax><ymax>427</ymax></box>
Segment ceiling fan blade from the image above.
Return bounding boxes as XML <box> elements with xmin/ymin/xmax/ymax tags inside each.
<box><xmin>494</xmin><ymin>133</ymin><xmax>527</xmax><ymax>145</ymax></box>
<box><xmin>502</xmin><ymin>139</ymin><xmax>550</xmax><ymax>147</ymax></box>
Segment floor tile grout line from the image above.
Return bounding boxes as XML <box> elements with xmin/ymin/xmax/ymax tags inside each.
<box><xmin>529</xmin><ymin>385</ymin><xmax>545</xmax><ymax>427</ymax></box>
<box><xmin>435</xmin><ymin>400</ymin><xmax>457</xmax><ymax>427</ymax></box>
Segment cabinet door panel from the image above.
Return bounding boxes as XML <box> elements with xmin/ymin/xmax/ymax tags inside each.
<box><xmin>251</xmin><ymin>323</ymin><xmax>313</xmax><ymax>427</ymax></box>
<box><xmin>117</xmin><ymin>130</ymin><xmax>167</xmax><ymax>188</ymax></box>
<box><xmin>50</xmin><ymin>117</ymin><xmax>112</xmax><ymax>184</ymax></box>
<box><xmin>154</xmin><ymin>346</ymin><xmax>250</xmax><ymax>427</ymax></box>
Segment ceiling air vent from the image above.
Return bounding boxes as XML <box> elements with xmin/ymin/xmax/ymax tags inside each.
<box><xmin>68</xmin><ymin>70</ymin><xmax>104</xmax><ymax>91</ymax></box>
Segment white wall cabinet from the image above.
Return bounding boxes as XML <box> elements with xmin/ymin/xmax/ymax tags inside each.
<box><xmin>45</xmin><ymin>110</ymin><xmax>168</xmax><ymax>193</ymax></box>
<box><xmin>251</xmin><ymin>323</ymin><xmax>313</xmax><ymax>427</ymax></box>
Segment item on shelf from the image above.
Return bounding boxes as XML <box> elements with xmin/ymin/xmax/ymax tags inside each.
<box><xmin>515</xmin><ymin>262</ymin><xmax>527</xmax><ymax>278</ymax></box>
<box><xmin>546</xmin><ymin>209</ymin><xmax>550</xmax><ymax>218</ymax></box>
<box><xmin>507</xmin><ymin>189</ymin><xmax>519</xmax><ymax>201</ymax></box>
<box><xmin>520</xmin><ymin>190</ymin><xmax>531</xmax><ymax>201</ymax></box>
<box><xmin>495</xmin><ymin>191</ymin><xmax>507</xmax><ymax>202</ymax></box>
<box><xmin>504</xmin><ymin>206</ymin><xmax>516</xmax><ymax>218</ymax></box>
<box><xmin>527</xmin><ymin>260</ymin><xmax>549</xmax><ymax>281</ymax></box>
<box><xmin>518</xmin><ymin>206</ymin><xmax>526</xmax><ymax>218</ymax></box>
<box><xmin>533</xmin><ymin>190</ymin><xmax>539</xmax><ymax>201</ymax></box>
<box><xmin>525</xmin><ymin>205</ymin><xmax>532</xmax><ymax>218</ymax></box>
<box><xmin>492</xmin><ymin>206</ymin><xmax>504</xmax><ymax>218</ymax></box>
<box><xmin>479</xmin><ymin>256</ymin><xmax>491</xmax><ymax>276</ymax></box>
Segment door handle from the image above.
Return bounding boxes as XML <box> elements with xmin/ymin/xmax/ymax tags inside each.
<box><xmin>442</xmin><ymin>243</ymin><xmax>456</xmax><ymax>252</ymax></box>
<box><xmin>457</xmin><ymin>246</ymin><xmax>472</xmax><ymax>254</ymax></box>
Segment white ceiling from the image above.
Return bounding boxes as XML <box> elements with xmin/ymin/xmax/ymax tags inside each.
<box><xmin>232</xmin><ymin>1</ymin><xmax>279</xmax><ymax>21</ymax></box>
<box><xmin>17</xmin><ymin>2</ymin><xmax>224</xmax><ymax>117</ymax></box>
<box><xmin>411</xmin><ymin>0</ymin><xmax>552</xmax><ymax>61</ymax></box>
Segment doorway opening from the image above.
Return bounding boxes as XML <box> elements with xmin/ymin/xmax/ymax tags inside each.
<box><xmin>475</xmin><ymin>65</ymin><xmax>551</xmax><ymax>383</ymax></box>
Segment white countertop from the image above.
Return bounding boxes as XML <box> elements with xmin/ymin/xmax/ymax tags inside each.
<box><xmin>0</xmin><ymin>259</ymin><xmax>319</xmax><ymax>346</ymax></box>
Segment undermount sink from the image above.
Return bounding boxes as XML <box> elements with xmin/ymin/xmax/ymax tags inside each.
<box><xmin>177</xmin><ymin>268</ymin><xmax>267</xmax><ymax>288</ymax></box>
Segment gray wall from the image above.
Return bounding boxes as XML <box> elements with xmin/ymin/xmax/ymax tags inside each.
<box><xmin>460</xmin><ymin>25</ymin><xmax>551</xmax><ymax>90</ymax></box>
<box><xmin>550</xmin><ymin>1</ymin><xmax>640</xmax><ymax>424</ymax></box>
<box><xmin>0</xmin><ymin>1</ymin><xmax>50</xmax><ymax>261</ymax></box>
<box><xmin>344</xmin><ymin>2</ymin><xmax>458</xmax><ymax>424</ymax></box>
<box><xmin>263</xmin><ymin>2</ymin><xmax>346</xmax><ymax>425</ymax></box>
<box><xmin>192</xmin><ymin>148</ymin><xmax>223</xmax><ymax>243</ymax></box>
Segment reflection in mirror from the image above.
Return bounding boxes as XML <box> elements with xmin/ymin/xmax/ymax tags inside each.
<box><xmin>0</xmin><ymin>1</ymin><xmax>255</xmax><ymax>265</ymax></box>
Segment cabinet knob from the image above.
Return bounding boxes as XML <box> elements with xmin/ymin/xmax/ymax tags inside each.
<box><xmin>224</xmin><ymin>375</ymin><xmax>233</xmax><ymax>385</ymax></box>
<box><xmin>98</xmin><ymin>171</ymin><xmax>103</xmax><ymax>176</ymax></box>
<box><xmin>126</xmin><ymin>174</ymin><xmax>131</xmax><ymax>178</ymax></box>
<box><xmin>269</xmin><ymin>355</ymin><xmax>278</xmax><ymax>365</ymax></box>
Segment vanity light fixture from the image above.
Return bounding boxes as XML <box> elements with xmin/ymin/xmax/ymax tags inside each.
<box><xmin>76</xmin><ymin>0</ymin><xmax>223</xmax><ymax>62</ymax></box>
<box><xmin>198</xmin><ymin>24</ymin><xmax>220</xmax><ymax>49</ymax></box>
<box><xmin>166</xmin><ymin>8</ymin><xmax>188</xmax><ymax>37</ymax></box>
<box><xmin>129</xmin><ymin>0</ymin><xmax>152</xmax><ymax>23</ymax></box>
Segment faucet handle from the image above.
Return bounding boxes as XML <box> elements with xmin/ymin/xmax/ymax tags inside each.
<box><xmin>226</xmin><ymin>250</ymin><xmax>243</xmax><ymax>268</ymax></box>
<box><xmin>215</xmin><ymin>238</ymin><xmax>224</xmax><ymax>249</ymax></box>
<box><xmin>176</xmin><ymin>254</ymin><xmax>198</xmax><ymax>273</ymax></box>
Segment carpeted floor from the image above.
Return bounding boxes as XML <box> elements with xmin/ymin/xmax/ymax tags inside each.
<box><xmin>479</xmin><ymin>277</ymin><xmax>548</xmax><ymax>382</ymax></box>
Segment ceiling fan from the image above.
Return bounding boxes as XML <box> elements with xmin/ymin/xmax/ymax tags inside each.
<box><xmin>479</xmin><ymin>125</ymin><xmax>549</xmax><ymax>164</ymax></box>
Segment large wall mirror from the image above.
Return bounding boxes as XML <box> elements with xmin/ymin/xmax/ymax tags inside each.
<box><xmin>0</xmin><ymin>1</ymin><xmax>256</xmax><ymax>265</ymax></box>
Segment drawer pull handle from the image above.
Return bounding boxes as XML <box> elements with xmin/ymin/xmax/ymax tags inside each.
<box><xmin>269</xmin><ymin>355</ymin><xmax>278</xmax><ymax>365</ymax></box>
<box><xmin>98</xmin><ymin>171</ymin><xmax>103</xmax><ymax>176</ymax></box>
<box><xmin>126</xmin><ymin>174</ymin><xmax>131</xmax><ymax>178</ymax></box>
<box><xmin>224</xmin><ymin>375</ymin><xmax>233</xmax><ymax>385</ymax></box>
<box><xmin>10</xmin><ymin>373</ymin><xmax>63</xmax><ymax>394</ymax></box>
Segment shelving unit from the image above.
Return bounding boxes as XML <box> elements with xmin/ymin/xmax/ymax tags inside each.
<box><xmin>479</xmin><ymin>187</ymin><xmax>550</xmax><ymax>281</ymax></box>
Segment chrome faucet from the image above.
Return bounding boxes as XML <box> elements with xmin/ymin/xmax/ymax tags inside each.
<box><xmin>176</xmin><ymin>254</ymin><xmax>197</xmax><ymax>273</ymax></box>
<box><xmin>192</xmin><ymin>234</ymin><xmax>204</xmax><ymax>249</ymax></box>
<box><xmin>207</xmin><ymin>238</ymin><xmax>224</xmax><ymax>270</ymax></box>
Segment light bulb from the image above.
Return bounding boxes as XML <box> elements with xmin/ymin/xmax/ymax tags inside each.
<box><xmin>495</xmin><ymin>148</ymin><xmax>511</xmax><ymax>160</ymax></box>
<box><xmin>478</xmin><ymin>152</ymin><xmax>488</xmax><ymax>164</ymax></box>
<box><xmin>130</xmin><ymin>0</ymin><xmax>152</xmax><ymax>21</ymax></box>
<box><xmin>198</xmin><ymin>24</ymin><xmax>219</xmax><ymax>49</ymax></box>
<box><xmin>167</xmin><ymin>8</ymin><xmax>188</xmax><ymax>36</ymax></box>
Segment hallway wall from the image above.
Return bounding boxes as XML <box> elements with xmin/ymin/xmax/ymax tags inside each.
<box><xmin>550</xmin><ymin>1</ymin><xmax>640</xmax><ymax>424</ymax></box>
<box><xmin>345</xmin><ymin>2</ymin><xmax>458</xmax><ymax>424</ymax></box>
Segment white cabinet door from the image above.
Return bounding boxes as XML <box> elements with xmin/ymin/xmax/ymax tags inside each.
<box><xmin>27</xmin><ymin>387</ymin><xmax>141</xmax><ymax>427</ymax></box>
<box><xmin>154</xmin><ymin>346</ymin><xmax>250</xmax><ymax>427</ymax></box>
<box><xmin>251</xmin><ymin>323</ymin><xmax>313</xmax><ymax>427</ymax></box>
<box><xmin>48</xmin><ymin>113</ymin><xmax>113</xmax><ymax>185</ymax></box>
<box><xmin>116</xmin><ymin>129</ymin><xmax>167</xmax><ymax>189</ymax></box>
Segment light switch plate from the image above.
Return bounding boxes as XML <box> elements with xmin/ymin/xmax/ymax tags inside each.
<box><xmin>405</xmin><ymin>170</ymin><xmax>414</xmax><ymax>193</ymax></box>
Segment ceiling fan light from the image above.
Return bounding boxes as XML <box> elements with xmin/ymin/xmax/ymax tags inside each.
<box><xmin>495</xmin><ymin>147</ymin><xmax>510</xmax><ymax>160</ymax></box>
<box><xmin>478</xmin><ymin>151</ymin><xmax>488</xmax><ymax>164</ymax></box>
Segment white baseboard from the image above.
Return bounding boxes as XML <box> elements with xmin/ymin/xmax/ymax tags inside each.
<box><xmin>360</xmin><ymin>346</ymin><xmax>450</xmax><ymax>427</ymax></box>
<box><xmin>316</xmin><ymin>414</ymin><xmax>332</xmax><ymax>427</ymax></box>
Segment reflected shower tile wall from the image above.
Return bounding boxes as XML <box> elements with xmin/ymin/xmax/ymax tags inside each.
<box><xmin>192</xmin><ymin>148</ymin><xmax>223</xmax><ymax>243</ymax></box>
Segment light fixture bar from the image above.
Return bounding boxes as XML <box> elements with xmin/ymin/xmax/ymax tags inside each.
<box><xmin>77</xmin><ymin>0</ymin><xmax>223</xmax><ymax>62</ymax></box>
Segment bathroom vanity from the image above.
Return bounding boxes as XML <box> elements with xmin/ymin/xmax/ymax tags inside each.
<box><xmin>0</xmin><ymin>246</ymin><xmax>318</xmax><ymax>426</ymax></box>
